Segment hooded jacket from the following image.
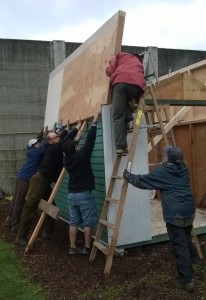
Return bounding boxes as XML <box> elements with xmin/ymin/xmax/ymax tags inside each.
<box><xmin>126</xmin><ymin>162</ymin><xmax>195</xmax><ymax>226</ymax></box>
<box><xmin>38</xmin><ymin>128</ymin><xmax>78</xmax><ymax>184</ymax></box>
<box><xmin>17</xmin><ymin>145</ymin><xmax>45</xmax><ymax>181</ymax></box>
<box><xmin>106</xmin><ymin>52</ymin><xmax>146</xmax><ymax>91</ymax></box>
<box><xmin>64</xmin><ymin>125</ymin><xmax>96</xmax><ymax>193</ymax></box>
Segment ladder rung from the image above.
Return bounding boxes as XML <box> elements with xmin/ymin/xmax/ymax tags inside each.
<box><xmin>140</xmin><ymin>124</ymin><xmax>160</xmax><ymax>129</ymax></box>
<box><xmin>111</xmin><ymin>176</ymin><xmax>124</xmax><ymax>180</ymax></box>
<box><xmin>143</xmin><ymin>105</ymin><xmax>170</xmax><ymax>112</ymax></box>
<box><xmin>105</xmin><ymin>198</ymin><xmax>120</xmax><ymax>204</ymax></box>
<box><xmin>100</xmin><ymin>220</ymin><xmax>114</xmax><ymax>229</ymax></box>
<box><xmin>145</xmin><ymin>72</ymin><xmax>155</xmax><ymax>78</ymax></box>
<box><xmin>93</xmin><ymin>242</ymin><xmax>108</xmax><ymax>256</ymax></box>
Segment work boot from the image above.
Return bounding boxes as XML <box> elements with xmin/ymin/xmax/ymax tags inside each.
<box><xmin>69</xmin><ymin>247</ymin><xmax>82</xmax><ymax>255</ymax></box>
<box><xmin>15</xmin><ymin>238</ymin><xmax>28</xmax><ymax>246</ymax></box>
<box><xmin>42</xmin><ymin>232</ymin><xmax>54</xmax><ymax>239</ymax></box>
<box><xmin>11</xmin><ymin>226</ymin><xmax>18</xmax><ymax>233</ymax></box>
<box><xmin>127</xmin><ymin>121</ymin><xmax>134</xmax><ymax>132</ymax></box>
<box><xmin>81</xmin><ymin>247</ymin><xmax>91</xmax><ymax>256</ymax></box>
<box><xmin>116</xmin><ymin>148</ymin><xmax>129</xmax><ymax>156</ymax></box>
<box><xmin>4</xmin><ymin>217</ymin><xmax>12</xmax><ymax>229</ymax></box>
<box><xmin>180</xmin><ymin>281</ymin><xmax>194</xmax><ymax>293</ymax></box>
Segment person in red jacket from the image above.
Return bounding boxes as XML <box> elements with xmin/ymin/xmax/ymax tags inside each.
<box><xmin>106</xmin><ymin>52</ymin><xmax>146</xmax><ymax>155</ymax></box>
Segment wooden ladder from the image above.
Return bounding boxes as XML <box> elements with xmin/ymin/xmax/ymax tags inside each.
<box><xmin>89</xmin><ymin>50</ymin><xmax>166</xmax><ymax>276</ymax></box>
<box><xmin>89</xmin><ymin>95</ymin><xmax>145</xmax><ymax>276</ymax></box>
<box><xmin>89</xmin><ymin>79</ymin><xmax>172</xmax><ymax>276</ymax></box>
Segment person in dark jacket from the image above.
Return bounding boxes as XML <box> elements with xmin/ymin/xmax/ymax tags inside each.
<box><xmin>63</xmin><ymin>111</ymin><xmax>100</xmax><ymax>256</ymax></box>
<box><xmin>123</xmin><ymin>146</ymin><xmax>196</xmax><ymax>293</ymax></box>
<box><xmin>15</xmin><ymin>120</ymin><xmax>82</xmax><ymax>246</ymax></box>
<box><xmin>106</xmin><ymin>52</ymin><xmax>146</xmax><ymax>155</ymax></box>
<box><xmin>5</xmin><ymin>138</ymin><xmax>45</xmax><ymax>232</ymax></box>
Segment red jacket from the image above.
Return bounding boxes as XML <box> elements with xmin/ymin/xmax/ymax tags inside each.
<box><xmin>106</xmin><ymin>52</ymin><xmax>146</xmax><ymax>91</ymax></box>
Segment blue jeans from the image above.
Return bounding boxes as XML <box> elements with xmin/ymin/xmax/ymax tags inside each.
<box><xmin>166</xmin><ymin>223</ymin><xmax>196</xmax><ymax>285</ymax></box>
<box><xmin>68</xmin><ymin>191</ymin><xmax>97</xmax><ymax>227</ymax></box>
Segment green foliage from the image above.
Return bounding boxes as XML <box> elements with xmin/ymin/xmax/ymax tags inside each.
<box><xmin>0</xmin><ymin>239</ymin><xmax>46</xmax><ymax>300</ymax></box>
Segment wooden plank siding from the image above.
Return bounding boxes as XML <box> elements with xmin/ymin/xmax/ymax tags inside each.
<box><xmin>148</xmin><ymin>121</ymin><xmax>206</xmax><ymax>207</ymax></box>
<box><xmin>54</xmin><ymin>121</ymin><xmax>107</xmax><ymax>241</ymax></box>
<box><xmin>174</xmin><ymin>122</ymin><xmax>206</xmax><ymax>207</ymax></box>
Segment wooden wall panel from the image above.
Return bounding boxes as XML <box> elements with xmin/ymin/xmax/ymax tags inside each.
<box><xmin>159</xmin><ymin>60</ymin><xmax>206</xmax><ymax>83</ymax></box>
<box><xmin>192</xmin><ymin>67</ymin><xmax>206</xmax><ymax>85</ymax></box>
<box><xmin>174</xmin><ymin>123</ymin><xmax>206</xmax><ymax>206</ymax></box>
<box><xmin>191</xmin><ymin>123</ymin><xmax>206</xmax><ymax>206</ymax></box>
<box><xmin>159</xmin><ymin>106</ymin><xmax>206</xmax><ymax>124</ymax></box>
<box><xmin>145</xmin><ymin>73</ymin><xmax>206</xmax><ymax>101</ymax></box>
<box><xmin>58</xmin><ymin>10</ymin><xmax>125</xmax><ymax>124</ymax></box>
<box><xmin>148</xmin><ymin>122</ymin><xmax>206</xmax><ymax>207</ymax></box>
<box><xmin>145</xmin><ymin>74</ymin><xmax>184</xmax><ymax>100</ymax></box>
<box><xmin>183</xmin><ymin>73</ymin><xmax>206</xmax><ymax>100</ymax></box>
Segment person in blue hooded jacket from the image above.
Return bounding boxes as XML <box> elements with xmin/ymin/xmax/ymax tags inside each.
<box><xmin>123</xmin><ymin>146</ymin><xmax>196</xmax><ymax>293</ymax></box>
<box><xmin>5</xmin><ymin>137</ymin><xmax>45</xmax><ymax>232</ymax></box>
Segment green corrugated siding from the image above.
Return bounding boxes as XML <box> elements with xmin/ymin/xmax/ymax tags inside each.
<box><xmin>55</xmin><ymin>121</ymin><xmax>107</xmax><ymax>242</ymax></box>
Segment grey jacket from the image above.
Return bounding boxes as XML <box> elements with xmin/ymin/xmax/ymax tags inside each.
<box><xmin>125</xmin><ymin>162</ymin><xmax>195</xmax><ymax>227</ymax></box>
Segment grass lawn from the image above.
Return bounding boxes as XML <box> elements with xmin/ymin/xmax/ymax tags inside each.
<box><xmin>0</xmin><ymin>238</ymin><xmax>46</xmax><ymax>300</ymax></box>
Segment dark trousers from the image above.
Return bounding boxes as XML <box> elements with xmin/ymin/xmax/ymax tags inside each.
<box><xmin>166</xmin><ymin>223</ymin><xmax>197</xmax><ymax>285</ymax></box>
<box><xmin>112</xmin><ymin>83</ymin><xmax>143</xmax><ymax>149</ymax></box>
<box><xmin>8</xmin><ymin>179</ymin><xmax>29</xmax><ymax>230</ymax></box>
<box><xmin>17</xmin><ymin>172</ymin><xmax>55</xmax><ymax>240</ymax></box>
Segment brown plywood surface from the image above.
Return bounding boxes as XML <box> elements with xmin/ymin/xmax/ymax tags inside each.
<box><xmin>191</xmin><ymin>67</ymin><xmax>206</xmax><ymax>85</ymax></box>
<box><xmin>183</xmin><ymin>73</ymin><xmax>206</xmax><ymax>100</ymax></box>
<box><xmin>158</xmin><ymin>59</ymin><xmax>206</xmax><ymax>83</ymax></box>
<box><xmin>145</xmin><ymin>74</ymin><xmax>184</xmax><ymax>100</ymax></box>
<box><xmin>174</xmin><ymin>123</ymin><xmax>206</xmax><ymax>206</ymax></box>
<box><xmin>160</xmin><ymin>106</ymin><xmax>206</xmax><ymax>123</ymax></box>
<box><xmin>59</xmin><ymin>11</ymin><xmax>125</xmax><ymax>124</ymax></box>
<box><xmin>190</xmin><ymin>123</ymin><xmax>206</xmax><ymax>206</ymax></box>
<box><xmin>145</xmin><ymin>73</ymin><xmax>206</xmax><ymax>101</ymax></box>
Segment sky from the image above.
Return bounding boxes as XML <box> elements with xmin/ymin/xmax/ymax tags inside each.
<box><xmin>1</xmin><ymin>0</ymin><xmax>206</xmax><ymax>51</ymax></box>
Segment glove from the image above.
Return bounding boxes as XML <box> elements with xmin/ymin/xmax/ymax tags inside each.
<box><xmin>123</xmin><ymin>169</ymin><xmax>130</xmax><ymax>181</ymax></box>
<box><xmin>57</xmin><ymin>120</ymin><xmax>63</xmax><ymax>130</ymax></box>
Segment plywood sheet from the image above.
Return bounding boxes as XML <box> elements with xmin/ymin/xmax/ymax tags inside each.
<box><xmin>183</xmin><ymin>73</ymin><xmax>206</xmax><ymax>100</ymax></box>
<box><xmin>145</xmin><ymin>73</ymin><xmax>206</xmax><ymax>101</ymax></box>
<box><xmin>173</xmin><ymin>122</ymin><xmax>206</xmax><ymax>205</ymax></box>
<box><xmin>45</xmin><ymin>11</ymin><xmax>125</xmax><ymax>126</ymax></box>
<box><xmin>158</xmin><ymin>59</ymin><xmax>206</xmax><ymax>84</ymax></box>
<box><xmin>145</xmin><ymin>74</ymin><xmax>184</xmax><ymax>100</ymax></box>
<box><xmin>159</xmin><ymin>106</ymin><xmax>206</xmax><ymax>123</ymax></box>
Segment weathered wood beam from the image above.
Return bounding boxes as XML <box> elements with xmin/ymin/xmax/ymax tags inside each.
<box><xmin>38</xmin><ymin>199</ymin><xmax>60</xmax><ymax>220</ymax></box>
<box><xmin>147</xmin><ymin>106</ymin><xmax>191</xmax><ymax>152</ymax></box>
<box><xmin>145</xmin><ymin>73</ymin><xmax>206</xmax><ymax>101</ymax></box>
